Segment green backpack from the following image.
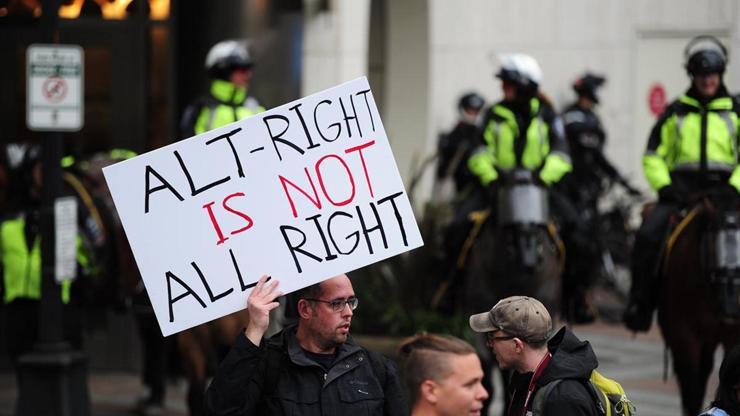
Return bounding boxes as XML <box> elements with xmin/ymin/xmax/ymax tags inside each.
<box><xmin>531</xmin><ymin>370</ymin><xmax>636</xmax><ymax>416</ymax></box>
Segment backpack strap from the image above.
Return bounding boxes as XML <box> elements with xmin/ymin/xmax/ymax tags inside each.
<box><xmin>531</xmin><ymin>378</ymin><xmax>607</xmax><ymax>416</ymax></box>
<box><xmin>583</xmin><ymin>379</ymin><xmax>609</xmax><ymax>416</ymax></box>
<box><xmin>531</xmin><ymin>379</ymin><xmax>562</xmax><ymax>416</ymax></box>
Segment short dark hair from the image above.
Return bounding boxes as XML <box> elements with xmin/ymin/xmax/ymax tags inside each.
<box><xmin>398</xmin><ymin>333</ymin><xmax>477</xmax><ymax>406</ymax></box>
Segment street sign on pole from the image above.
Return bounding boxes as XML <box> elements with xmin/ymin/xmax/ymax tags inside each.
<box><xmin>54</xmin><ymin>196</ymin><xmax>78</xmax><ymax>283</ymax></box>
<box><xmin>26</xmin><ymin>44</ymin><xmax>84</xmax><ymax>131</ymax></box>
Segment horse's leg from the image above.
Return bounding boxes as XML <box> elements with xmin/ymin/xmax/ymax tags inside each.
<box><xmin>695</xmin><ymin>342</ymin><xmax>718</xmax><ymax>414</ymax></box>
<box><xmin>178</xmin><ymin>327</ymin><xmax>210</xmax><ymax>416</ymax></box>
<box><xmin>670</xmin><ymin>337</ymin><xmax>716</xmax><ymax>416</ymax></box>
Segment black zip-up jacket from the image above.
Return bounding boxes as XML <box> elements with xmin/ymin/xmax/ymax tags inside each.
<box><xmin>205</xmin><ymin>325</ymin><xmax>408</xmax><ymax>416</ymax></box>
<box><xmin>508</xmin><ymin>327</ymin><xmax>600</xmax><ymax>416</ymax></box>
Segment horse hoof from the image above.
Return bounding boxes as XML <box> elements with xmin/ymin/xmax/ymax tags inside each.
<box><xmin>622</xmin><ymin>303</ymin><xmax>653</xmax><ymax>332</ymax></box>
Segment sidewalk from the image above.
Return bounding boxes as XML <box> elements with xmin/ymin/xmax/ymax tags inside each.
<box><xmin>0</xmin><ymin>372</ymin><xmax>188</xmax><ymax>416</ymax></box>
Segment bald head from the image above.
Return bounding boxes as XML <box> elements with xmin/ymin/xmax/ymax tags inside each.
<box><xmin>319</xmin><ymin>274</ymin><xmax>351</xmax><ymax>293</ymax></box>
<box><xmin>296</xmin><ymin>274</ymin><xmax>351</xmax><ymax>301</ymax></box>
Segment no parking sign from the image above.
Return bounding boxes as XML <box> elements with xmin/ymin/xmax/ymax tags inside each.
<box><xmin>26</xmin><ymin>44</ymin><xmax>84</xmax><ymax>131</ymax></box>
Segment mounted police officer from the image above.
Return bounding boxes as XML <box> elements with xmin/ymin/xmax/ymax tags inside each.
<box><xmin>562</xmin><ymin>73</ymin><xmax>640</xmax><ymax>201</ymax></box>
<box><xmin>436</xmin><ymin>92</ymin><xmax>487</xmax><ymax>312</ymax></box>
<box><xmin>0</xmin><ymin>144</ymin><xmax>92</xmax><ymax>386</ymax></box>
<box><xmin>468</xmin><ymin>54</ymin><xmax>572</xmax><ymax>190</ymax></box>
<box><xmin>437</xmin><ymin>92</ymin><xmax>486</xmax><ymax>193</ymax></box>
<box><xmin>623</xmin><ymin>36</ymin><xmax>740</xmax><ymax>332</ymax></box>
<box><xmin>468</xmin><ymin>54</ymin><xmax>590</xmax><ymax>322</ymax></box>
<box><xmin>561</xmin><ymin>73</ymin><xmax>641</xmax><ymax>321</ymax></box>
<box><xmin>180</xmin><ymin>39</ymin><xmax>265</xmax><ymax>139</ymax></box>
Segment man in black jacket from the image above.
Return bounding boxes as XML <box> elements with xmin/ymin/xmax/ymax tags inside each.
<box><xmin>205</xmin><ymin>274</ymin><xmax>408</xmax><ymax>416</ymax></box>
<box><xmin>469</xmin><ymin>296</ymin><xmax>600</xmax><ymax>415</ymax></box>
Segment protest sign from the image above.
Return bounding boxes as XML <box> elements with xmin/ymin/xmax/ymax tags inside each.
<box><xmin>103</xmin><ymin>77</ymin><xmax>423</xmax><ymax>336</ymax></box>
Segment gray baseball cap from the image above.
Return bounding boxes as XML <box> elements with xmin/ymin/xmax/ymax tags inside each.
<box><xmin>469</xmin><ymin>296</ymin><xmax>552</xmax><ymax>343</ymax></box>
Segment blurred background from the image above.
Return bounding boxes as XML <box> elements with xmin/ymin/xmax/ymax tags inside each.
<box><xmin>3</xmin><ymin>0</ymin><xmax>738</xmax><ymax>200</ymax></box>
<box><xmin>1</xmin><ymin>1</ymin><xmax>739</xmax><ymax>415</ymax></box>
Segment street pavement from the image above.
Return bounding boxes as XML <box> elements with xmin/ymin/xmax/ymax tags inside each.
<box><xmin>0</xmin><ymin>319</ymin><xmax>725</xmax><ymax>416</ymax></box>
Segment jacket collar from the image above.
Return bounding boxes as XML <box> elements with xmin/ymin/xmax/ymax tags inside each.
<box><xmin>210</xmin><ymin>79</ymin><xmax>247</xmax><ymax>105</ymax></box>
<box><xmin>681</xmin><ymin>85</ymin><xmax>732</xmax><ymax>111</ymax></box>
<box><xmin>270</xmin><ymin>324</ymin><xmax>363</xmax><ymax>368</ymax></box>
<box><xmin>538</xmin><ymin>326</ymin><xmax>598</xmax><ymax>386</ymax></box>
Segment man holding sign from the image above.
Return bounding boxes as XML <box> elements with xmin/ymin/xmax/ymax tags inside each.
<box><xmin>205</xmin><ymin>274</ymin><xmax>407</xmax><ymax>415</ymax></box>
<box><xmin>103</xmin><ymin>77</ymin><xmax>422</xmax><ymax>414</ymax></box>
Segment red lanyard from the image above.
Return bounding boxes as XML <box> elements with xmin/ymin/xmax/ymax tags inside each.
<box><xmin>514</xmin><ymin>352</ymin><xmax>552</xmax><ymax>416</ymax></box>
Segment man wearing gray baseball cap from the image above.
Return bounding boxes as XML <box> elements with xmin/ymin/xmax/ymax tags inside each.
<box><xmin>469</xmin><ymin>296</ymin><xmax>600</xmax><ymax>416</ymax></box>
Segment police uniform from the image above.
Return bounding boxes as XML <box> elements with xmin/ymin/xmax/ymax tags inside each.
<box><xmin>1</xmin><ymin>209</ymin><xmax>89</xmax><ymax>366</ymax></box>
<box><xmin>625</xmin><ymin>86</ymin><xmax>740</xmax><ymax>330</ymax></box>
<box><xmin>468</xmin><ymin>98</ymin><xmax>572</xmax><ymax>187</ymax></box>
<box><xmin>180</xmin><ymin>78</ymin><xmax>265</xmax><ymax>139</ymax></box>
<box><xmin>468</xmin><ymin>98</ymin><xmax>593</xmax><ymax>321</ymax></box>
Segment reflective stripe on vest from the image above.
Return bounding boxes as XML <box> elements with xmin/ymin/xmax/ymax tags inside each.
<box><xmin>2</xmin><ymin>218</ymin><xmax>71</xmax><ymax>304</ymax></box>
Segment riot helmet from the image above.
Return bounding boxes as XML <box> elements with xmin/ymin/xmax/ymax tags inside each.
<box><xmin>684</xmin><ymin>35</ymin><xmax>727</xmax><ymax>77</ymax></box>
<box><xmin>458</xmin><ymin>92</ymin><xmax>485</xmax><ymax>113</ymax></box>
<box><xmin>496</xmin><ymin>54</ymin><xmax>542</xmax><ymax>98</ymax></box>
<box><xmin>458</xmin><ymin>92</ymin><xmax>485</xmax><ymax>118</ymax></box>
<box><xmin>205</xmin><ymin>39</ymin><xmax>254</xmax><ymax>80</ymax></box>
<box><xmin>572</xmin><ymin>73</ymin><xmax>606</xmax><ymax>104</ymax></box>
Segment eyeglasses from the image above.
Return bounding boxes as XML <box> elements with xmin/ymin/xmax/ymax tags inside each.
<box><xmin>304</xmin><ymin>297</ymin><xmax>359</xmax><ymax>312</ymax></box>
<box><xmin>486</xmin><ymin>332</ymin><xmax>515</xmax><ymax>344</ymax></box>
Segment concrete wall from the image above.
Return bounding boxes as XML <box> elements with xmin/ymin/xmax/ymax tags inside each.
<box><xmin>302</xmin><ymin>0</ymin><xmax>740</xmax><ymax>203</ymax></box>
<box><xmin>302</xmin><ymin>0</ymin><xmax>371</xmax><ymax>96</ymax></box>
<box><xmin>382</xmin><ymin>0</ymin><xmax>430</xmax><ymax>199</ymax></box>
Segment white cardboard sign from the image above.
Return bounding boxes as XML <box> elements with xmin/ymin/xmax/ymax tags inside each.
<box><xmin>103</xmin><ymin>77</ymin><xmax>423</xmax><ymax>336</ymax></box>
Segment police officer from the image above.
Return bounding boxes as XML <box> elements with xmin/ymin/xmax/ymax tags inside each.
<box><xmin>435</xmin><ymin>93</ymin><xmax>487</xmax><ymax>314</ymax></box>
<box><xmin>561</xmin><ymin>73</ymin><xmax>641</xmax><ymax>321</ymax></box>
<box><xmin>468</xmin><ymin>54</ymin><xmax>590</xmax><ymax>322</ymax></box>
<box><xmin>562</xmin><ymin>73</ymin><xmax>640</xmax><ymax>202</ymax></box>
<box><xmin>468</xmin><ymin>54</ymin><xmax>572</xmax><ymax>191</ymax></box>
<box><xmin>437</xmin><ymin>92</ymin><xmax>486</xmax><ymax>193</ymax></box>
<box><xmin>0</xmin><ymin>145</ymin><xmax>90</xmax><ymax>384</ymax></box>
<box><xmin>623</xmin><ymin>36</ymin><xmax>740</xmax><ymax>332</ymax></box>
<box><xmin>180</xmin><ymin>39</ymin><xmax>265</xmax><ymax>139</ymax></box>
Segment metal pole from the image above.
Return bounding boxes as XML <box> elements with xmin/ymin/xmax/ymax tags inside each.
<box><xmin>15</xmin><ymin>1</ymin><xmax>90</xmax><ymax>414</ymax></box>
<box><xmin>37</xmin><ymin>133</ymin><xmax>65</xmax><ymax>346</ymax></box>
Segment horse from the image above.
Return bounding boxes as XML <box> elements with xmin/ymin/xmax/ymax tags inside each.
<box><xmin>658</xmin><ymin>188</ymin><xmax>740</xmax><ymax>415</ymax></box>
<box><xmin>454</xmin><ymin>169</ymin><xmax>563</xmax><ymax>415</ymax></box>
<box><xmin>459</xmin><ymin>169</ymin><xmax>563</xmax><ymax>318</ymax></box>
